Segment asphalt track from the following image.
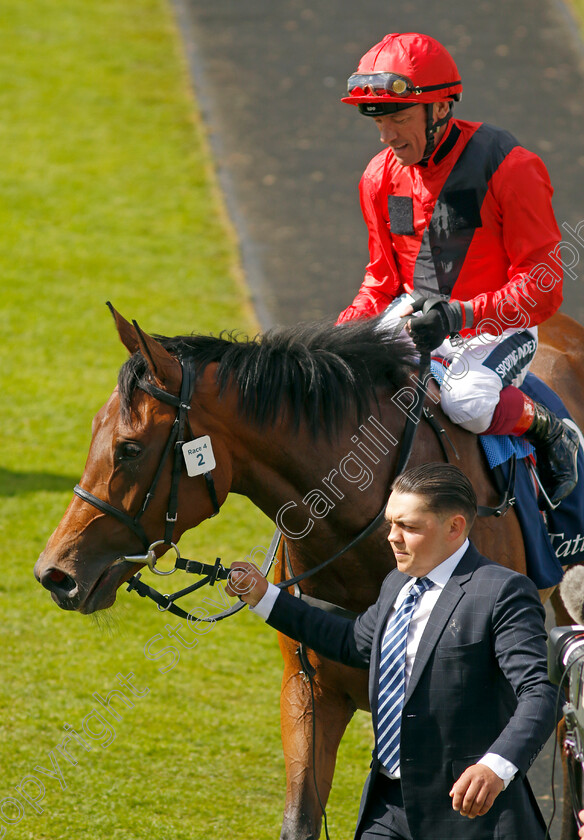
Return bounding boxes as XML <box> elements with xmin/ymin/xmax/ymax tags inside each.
<box><xmin>170</xmin><ymin>0</ymin><xmax>584</xmax><ymax>832</ymax></box>
<box><xmin>173</xmin><ymin>0</ymin><xmax>584</xmax><ymax>330</ymax></box>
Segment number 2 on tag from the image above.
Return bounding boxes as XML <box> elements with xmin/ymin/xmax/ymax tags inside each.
<box><xmin>182</xmin><ymin>435</ymin><xmax>216</xmax><ymax>477</ymax></box>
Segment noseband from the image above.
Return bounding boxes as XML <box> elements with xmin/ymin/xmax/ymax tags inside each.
<box><xmin>73</xmin><ymin>359</ymin><xmax>220</xmax><ymax>571</ymax></box>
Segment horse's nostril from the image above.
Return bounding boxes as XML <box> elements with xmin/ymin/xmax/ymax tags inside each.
<box><xmin>41</xmin><ymin>567</ymin><xmax>77</xmax><ymax>595</ymax></box>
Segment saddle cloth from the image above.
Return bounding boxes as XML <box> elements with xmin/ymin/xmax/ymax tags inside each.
<box><xmin>430</xmin><ymin>364</ymin><xmax>584</xmax><ymax>588</ymax></box>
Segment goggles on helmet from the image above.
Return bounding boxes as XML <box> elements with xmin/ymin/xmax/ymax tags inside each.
<box><xmin>346</xmin><ymin>71</ymin><xmax>462</xmax><ymax>99</ymax></box>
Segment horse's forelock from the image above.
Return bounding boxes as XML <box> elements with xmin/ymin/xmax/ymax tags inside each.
<box><xmin>117</xmin><ymin>352</ymin><xmax>147</xmax><ymax>423</ymax></box>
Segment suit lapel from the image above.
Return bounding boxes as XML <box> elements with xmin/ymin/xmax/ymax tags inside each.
<box><xmin>404</xmin><ymin>544</ymin><xmax>479</xmax><ymax>703</ymax></box>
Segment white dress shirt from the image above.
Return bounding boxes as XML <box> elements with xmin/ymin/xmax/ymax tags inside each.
<box><xmin>251</xmin><ymin>537</ymin><xmax>517</xmax><ymax>787</ymax></box>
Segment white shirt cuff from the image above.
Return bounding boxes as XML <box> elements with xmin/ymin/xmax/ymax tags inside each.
<box><xmin>250</xmin><ymin>581</ymin><xmax>281</xmax><ymax>620</ymax></box>
<box><xmin>478</xmin><ymin>753</ymin><xmax>518</xmax><ymax>789</ymax></box>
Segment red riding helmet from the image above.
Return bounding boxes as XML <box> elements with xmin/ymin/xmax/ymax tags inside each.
<box><xmin>342</xmin><ymin>32</ymin><xmax>462</xmax><ymax>113</ymax></box>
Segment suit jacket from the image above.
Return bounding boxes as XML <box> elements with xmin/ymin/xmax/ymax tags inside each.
<box><xmin>267</xmin><ymin>542</ymin><xmax>558</xmax><ymax>840</ymax></box>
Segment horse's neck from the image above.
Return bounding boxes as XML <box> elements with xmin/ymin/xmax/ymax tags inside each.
<box><xmin>229</xmin><ymin>397</ymin><xmax>402</xmax><ymax>537</ymax></box>
<box><xmin>215</xmin><ymin>379</ymin><xmax>531</xmax><ymax>600</ymax></box>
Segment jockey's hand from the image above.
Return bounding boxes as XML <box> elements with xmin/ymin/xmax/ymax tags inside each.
<box><xmin>407</xmin><ymin>297</ymin><xmax>463</xmax><ymax>352</ymax></box>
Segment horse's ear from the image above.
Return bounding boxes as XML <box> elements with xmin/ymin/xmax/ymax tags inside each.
<box><xmin>107</xmin><ymin>301</ymin><xmax>140</xmax><ymax>355</ymax></box>
<box><xmin>132</xmin><ymin>319</ymin><xmax>181</xmax><ymax>388</ymax></box>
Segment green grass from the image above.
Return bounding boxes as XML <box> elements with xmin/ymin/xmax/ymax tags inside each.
<box><xmin>0</xmin><ymin>2</ymin><xmax>371</xmax><ymax>838</ymax></box>
<box><xmin>568</xmin><ymin>0</ymin><xmax>584</xmax><ymax>34</ymax></box>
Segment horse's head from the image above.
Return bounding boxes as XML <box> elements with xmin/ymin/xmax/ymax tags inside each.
<box><xmin>34</xmin><ymin>306</ymin><xmax>232</xmax><ymax>614</ymax></box>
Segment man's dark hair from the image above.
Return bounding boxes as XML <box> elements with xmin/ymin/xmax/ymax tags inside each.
<box><xmin>391</xmin><ymin>462</ymin><xmax>477</xmax><ymax>529</ymax></box>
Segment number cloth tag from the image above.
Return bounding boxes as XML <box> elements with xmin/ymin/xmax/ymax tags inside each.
<box><xmin>182</xmin><ymin>436</ymin><xmax>216</xmax><ymax>477</ymax></box>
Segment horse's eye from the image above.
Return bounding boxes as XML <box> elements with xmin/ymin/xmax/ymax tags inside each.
<box><xmin>117</xmin><ymin>441</ymin><xmax>143</xmax><ymax>461</ymax></box>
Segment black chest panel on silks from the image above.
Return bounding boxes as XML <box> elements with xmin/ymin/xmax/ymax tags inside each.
<box><xmin>412</xmin><ymin>124</ymin><xmax>519</xmax><ymax>299</ymax></box>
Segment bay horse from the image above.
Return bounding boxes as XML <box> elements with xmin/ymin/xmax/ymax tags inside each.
<box><xmin>35</xmin><ymin>305</ymin><xmax>584</xmax><ymax>840</ymax></box>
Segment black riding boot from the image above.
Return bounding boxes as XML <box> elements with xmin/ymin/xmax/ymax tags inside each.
<box><xmin>524</xmin><ymin>402</ymin><xmax>580</xmax><ymax>507</ymax></box>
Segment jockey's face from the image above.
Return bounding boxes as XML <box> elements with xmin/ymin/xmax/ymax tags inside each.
<box><xmin>373</xmin><ymin>101</ymin><xmax>450</xmax><ymax>166</ymax></box>
<box><xmin>385</xmin><ymin>491</ymin><xmax>467</xmax><ymax>576</ymax></box>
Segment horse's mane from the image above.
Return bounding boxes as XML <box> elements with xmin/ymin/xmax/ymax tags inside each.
<box><xmin>118</xmin><ymin>316</ymin><xmax>417</xmax><ymax>437</ymax></box>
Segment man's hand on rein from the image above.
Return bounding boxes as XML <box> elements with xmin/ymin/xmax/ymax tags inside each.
<box><xmin>407</xmin><ymin>296</ymin><xmax>464</xmax><ymax>352</ymax></box>
<box><xmin>226</xmin><ymin>561</ymin><xmax>268</xmax><ymax>607</ymax></box>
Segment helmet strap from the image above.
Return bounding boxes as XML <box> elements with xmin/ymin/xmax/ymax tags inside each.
<box><xmin>420</xmin><ymin>102</ymin><xmax>454</xmax><ymax>164</ymax></box>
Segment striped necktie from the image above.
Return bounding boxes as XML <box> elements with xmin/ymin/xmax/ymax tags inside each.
<box><xmin>376</xmin><ymin>576</ymin><xmax>434</xmax><ymax>774</ymax></box>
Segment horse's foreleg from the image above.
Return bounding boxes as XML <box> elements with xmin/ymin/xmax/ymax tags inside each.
<box><xmin>538</xmin><ymin>585</ymin><xmax>557</xmax><ymax>604</ymax></box>
<box><xmin>277</xmin><ymin>634</ymin><xmax>356</xmax><ymax>840</ymax></box>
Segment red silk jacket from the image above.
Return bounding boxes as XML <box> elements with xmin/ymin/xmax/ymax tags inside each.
<box><xmin>337</xmin><ymin>119</ymin><xmax>563</xmax><ymax>336</ymax></box>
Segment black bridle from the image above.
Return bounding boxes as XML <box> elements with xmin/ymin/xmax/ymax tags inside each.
<box><xmin>76</xmin><ymin>341</ymin><xmax>432</xmax><ymax>616</ymax></box>
<box><xmin>72</xmin><ymin>338</ymin><xmax>515</xmax><ymax>622</ymax></box>
<box><xmin>73</xmin><ymin>358</ymin><xmax>221</xmax><ymax>574</ymax></box>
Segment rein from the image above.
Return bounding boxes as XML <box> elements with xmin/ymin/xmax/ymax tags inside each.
<box><xmin>72</xmin><ymin>340</ymin><xmax>434</xmax><ymax>620</ymax></box>
<box><xmin>272</xmin><ymin>348</ymin><xmax>432</xmax><ymax>592</ymax></box>
<box><xmin>73</xmin><ymin>333</ymin><xmax>516</xmax><ymax>622</ymax></box>
<box><xmin>123</xmin><ymin>350</ymin><xmax>430</xmax><ymax>620</ymax></box>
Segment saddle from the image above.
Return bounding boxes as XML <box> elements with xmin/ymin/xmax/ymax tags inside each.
<box><xmin>430</xmin><ymin>363</ymin><xmax>584</xmax><ymax>588</ymax></box>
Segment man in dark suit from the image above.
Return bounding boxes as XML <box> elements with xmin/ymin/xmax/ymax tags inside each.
<box><xmin>227</xmin><ymin>463</ymin><xmax>558</xmax><ymax>840</ymax></box>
